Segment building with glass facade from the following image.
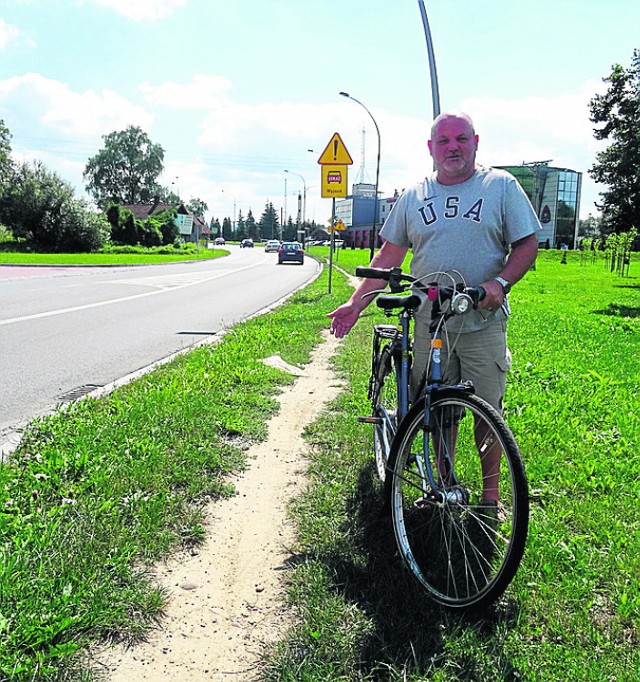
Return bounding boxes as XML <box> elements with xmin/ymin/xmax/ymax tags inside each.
<box><xmin>497</xmin><ymin>163</ymin><xmax>582</xmax><ymax>249</ymax></box>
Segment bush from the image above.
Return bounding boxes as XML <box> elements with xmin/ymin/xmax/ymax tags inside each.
<box><xmin>106</xmin><ymin>205</ymin><xmax>179</xmax><ymax>247</ymax></box>
<box><xmin>0</xmin><ymin>224</ymin><xmax>14</xmax><ymax>243</ymax></box>
<box><xmin>0</xmin><ymin>161</ymin><xmax>109</xmax><ymax>252</ymax></box>
<box><xmin>139</xmin><ymin>221</ymin><xmax>163</xmax><ymax>247</ymax></box>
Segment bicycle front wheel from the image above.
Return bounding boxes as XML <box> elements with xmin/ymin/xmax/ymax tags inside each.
<box><xmin>372</xmin><ymin>344</ymin><xmax>400</xmax><ymax>482</ymax></box>
<box><xmin>389</xmin><ymin>388</ymin><xmax>529</xmax><ymax>610</ymax></box>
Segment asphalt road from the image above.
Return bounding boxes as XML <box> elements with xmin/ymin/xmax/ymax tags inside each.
<box><xmin>0</xmin><ymin>246</ymin><xmax>319</xmax><ymax>444</ymax></box>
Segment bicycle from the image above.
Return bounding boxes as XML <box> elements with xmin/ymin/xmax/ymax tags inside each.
<box><xmin>356</xmin><ymin>265</ymin><xmax>529</xmax><ymax>610</ymax></box>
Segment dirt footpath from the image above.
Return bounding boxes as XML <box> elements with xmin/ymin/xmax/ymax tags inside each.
<box><xmin>98</xmin><ymin>331</ymin><xmax>343</xmax><ymax>681</ymax></box>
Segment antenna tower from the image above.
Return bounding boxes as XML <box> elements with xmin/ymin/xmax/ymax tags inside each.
<box><xmin>356</xmin><ymin>126</ymin><xmax>370</xmax><ymax>184</ymax></box>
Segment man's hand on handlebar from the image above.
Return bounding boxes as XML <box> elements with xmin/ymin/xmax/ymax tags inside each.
<box><xmin>477</xmin><ymin>278</ymin><xmax>504</xmax><ymax>313</ymax></box>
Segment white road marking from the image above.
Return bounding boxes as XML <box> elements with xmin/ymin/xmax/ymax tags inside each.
<box><xmin>0</xmin><ymin>264</ymin><xmax>257</xmax><ymax>326</ymax></box>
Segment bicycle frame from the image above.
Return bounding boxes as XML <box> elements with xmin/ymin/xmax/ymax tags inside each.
<box><xmin>382</xmin><ymin>285</ymin><xmax>479</xmax><ymax>502</ymax></box>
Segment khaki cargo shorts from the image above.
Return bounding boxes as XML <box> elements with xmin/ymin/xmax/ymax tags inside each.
<box><xmin>410</xmin><ymin>319</ymin><xmax>511</xmax><ymax>412</ymax></box>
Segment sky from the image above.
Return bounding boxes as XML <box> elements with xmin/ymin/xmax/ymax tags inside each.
<box><xmin>1</xmin><ymin>0</ymin><xmax>639</xmax><ymax>227</ymax></box>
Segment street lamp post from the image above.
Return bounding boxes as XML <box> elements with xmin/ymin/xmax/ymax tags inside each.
<box><xmin>221</xmin><ymin>189</ymin><xmax>237</xmax><ymax>236</ymax></box>
<box><xmin>417</xmin><ymin>0</ymin><xmax>441</xmax><ymax>119</ymax></box>
<box><xmin>339</xmin><ymin>91</ymin><xmax>381</xmax><ymax>260</ymax></box>
<box><xmin>284</xmin><ymin>169</ymin><xmax>307</xmax><ymax>243</ymax></box>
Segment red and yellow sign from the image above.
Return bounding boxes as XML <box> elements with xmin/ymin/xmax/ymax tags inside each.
<box><xmin>321</xmin><ymin>165</ymin><xmax>348</xmax><ymax>197</ymax></box>
<box><xmin>328</xmin><ymin>219</ymin><xmax>346</xmax><ymax>233</ymax></box>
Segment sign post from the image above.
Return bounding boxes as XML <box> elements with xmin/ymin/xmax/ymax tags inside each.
<box><xmin>318</xmin><ymin>133</ymin><xmax>353</xmax><ymax>292</ymax></box>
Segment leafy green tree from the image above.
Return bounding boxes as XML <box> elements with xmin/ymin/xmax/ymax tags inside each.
<box><xmin>578</xmin><ymin>214</ymin><xmax>604</xmax><ymax>240</ymax></box>
<box><xmin>589</xmin><ymin>49</ymin><xmax>640</xmax><ymax>233</ymax></box>
<box><xmin>151</xmin><ymin>209</ymin><xmax>180</xmax><ymax>245</ymax></box>
<box><xmin>0</xmin><ymin>160</ymin><xmax>108</xmax><ymax>251</ymax></box>
<box><xmin>106</xmin><ymin>205</ymin><xmax>138</xmax><ymax>245</ymax></box>
<box><xmin>186</xmin><ymin>198</ymin><xmax>208</xmax><ymax>219</ymax></box>
<box><xmin>0</xmin><ymin>119</ymin><xmax>13</xmax><ymax>184</ymax></box>
<box><xmin>259</xmin><ymin>201</ymin><xmax>279</xmax><ymax>240</ymax></box>
<box><xmin>106</xmin><ymin>204</ymin><xmax>178</xmax><ymax>246</ymax></box>
<box><xmin>83</xmin><ymin>126</ymin><xmax>165</xmax><ymax>208</ymax></box>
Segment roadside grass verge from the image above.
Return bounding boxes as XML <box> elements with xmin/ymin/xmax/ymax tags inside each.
<box><xmin>0</xmin><ymin>246</ymin><xmax>225</xmax><ymax>265</ymax></box>
<box><xmin>0</xmin><ymin>267</ymin><xmax>350</xmax><ymax>681</ymax></box>
<box><xmin>263</xmin><ymin>249</ymin><xmax>639</xmax><ymax>681</ymax></box>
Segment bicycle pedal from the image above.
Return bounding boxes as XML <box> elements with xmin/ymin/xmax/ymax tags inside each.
<box><xmin>357</xmin><ymin>416</ymin><xmax>383</xmax><ymax>424</ymax></box>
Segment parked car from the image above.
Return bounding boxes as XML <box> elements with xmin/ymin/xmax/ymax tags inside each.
<box><xmin>214</xmin><ymin>237</ymin><xmax>225</xmax><ymax>245</ymax></box>
<box><xmin>265</xmin><ymin>239</ymin><xmax>281</xmax><ymax>252</ymax></box>
<box><xmin>240</xmin><ymin>239</ymin><xmax>254</xmax><ymax>248</ymax></box>
<box><xmin>278</xmin><ymin>241</ymin><xmax>304</xmax><ymax>265</ymax></box>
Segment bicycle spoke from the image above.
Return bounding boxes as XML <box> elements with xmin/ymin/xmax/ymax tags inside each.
<box><xmin>390</xmin><ymin>390</ymin><xmax>528</xmax><ymax>609</ymax></box>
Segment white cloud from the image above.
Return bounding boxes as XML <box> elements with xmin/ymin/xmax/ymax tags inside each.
<box><xmin>459</xmin><ymin>81</ymin><xmax>608</xmax><ymax>216</ymax></box>
<box><xmin>92</xmin><ymin>0</ymin><xmax>186</xmax><ymax>21</ymax></box>
<box><xmin>0</xmin><ymin>18</ymin><xmax>21</xmax><ymax>49</ymax></box>
<box><xmin>0</xmin><ymin>67</ymin><xmax>609</xmax><ymax>219</ymax></box>
<box><xmin>0</xmin><ymin>73</ymin><xmax>154</xmax><ymax>138</ymax></box>
<box><xmin>0</xmin><ymin>73</ymin><xmax>156</xmax><ymax>203</ymax></box>
<box><xmin>140</xmin><ymin>74</ymin><xmax>233</xmax><ymax>109</ymax></box>
<box><xmin>463</xmin><ymin>81</ymin><xmax>605</xmax><ymax>169</ymax></box>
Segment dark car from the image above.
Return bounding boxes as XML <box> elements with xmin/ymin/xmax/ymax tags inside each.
<box><xmin>240</xmin><ymin>239</ymin><xmax>254</xmax><ymax>248</ymax></box>
<box><xmin>278</xmin><ymin>241</ymin><xmax>304</xmax><ymax>265</ymax></box>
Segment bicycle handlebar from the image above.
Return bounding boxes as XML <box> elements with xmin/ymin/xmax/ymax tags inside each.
<box><xmin>355</xmin><ymin>266</ymin><xmax>486</xmax><ymax>304</ymax></box>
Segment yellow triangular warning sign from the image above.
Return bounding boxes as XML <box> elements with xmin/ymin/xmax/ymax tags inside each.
<box><xmin>317</xmin><ymin>133</ymin><xmax>353</xmax><ymax>165</ymax></box>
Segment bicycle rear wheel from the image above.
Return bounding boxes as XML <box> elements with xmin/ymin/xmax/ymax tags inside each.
<box><xmin>372</xmin><ymin>344</ymin><xmax>400</xmax><ymax>482</ymax></box>
<box><xmin>389</xmin><ymin>388</ymin><xmax>529</xmax><ymax>609</ymax></box>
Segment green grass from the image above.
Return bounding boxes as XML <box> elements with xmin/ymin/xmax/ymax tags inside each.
<box><xmin>262</xmin><ymin>248</ymin><xmax>640</xmax><ymax>681</ymax></box>
<box><xmin>1</xmin><ymin>247</ymin><xmax>638</xmax><ymax>680</ymax></box>
<box><xmin>0</xmin><ymin>248</ymin><xmax>226</xmax><ymax>265</ymax></box>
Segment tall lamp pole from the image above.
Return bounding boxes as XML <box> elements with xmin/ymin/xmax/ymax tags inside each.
<box><xmin>284</xmin><ymin>169</ymin><xmax>307</xmax><ymax>241</ymax></box>
<box><xmin>221</xmin><ymin>189</ymin><xmax>237</xmax><ymax>236</ymax></box>
<box><xmin>417</xmin><ymin>0</ymin><xmax>441</xmax><ymax>119</ymax></box>
<box><xmin>339</xmin><ymin>91</ymin><xmax>380</xmax><ymax>260</ymax></box>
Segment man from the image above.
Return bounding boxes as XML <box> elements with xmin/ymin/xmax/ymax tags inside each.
<box><xmin>327</xmin><ymin>112</ymin><xmax>540</xmax><ymax>502</ymax></box>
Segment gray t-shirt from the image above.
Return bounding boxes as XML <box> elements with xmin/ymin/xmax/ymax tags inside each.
<box><xmin>379</xmin><ymin>166</ymin><xmax>541</xmax><ymax>331</ymax></box>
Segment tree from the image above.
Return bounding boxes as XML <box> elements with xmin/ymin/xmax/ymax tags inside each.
<box><xmin>259</xmin><ymin>201</ymin><xmax>280</xmax><ymax>240</ymax></box>
<box><xmin>0</xmin><ymin>160</ymin><xmax>109</xmax><ymax>251</ymax></box>
<box><xmin>589</xmin><ymin>50</ymin><xmax>640</xmax><ymax>233</ymax></box>
<box><xmin>221</xmin><ymin>217</ymin><xmax>232</xmax><ymax>240</ymax></box>
<box><xmin>187</xmin><ymin>198</ymin><xmax>208</xmax><ymax>220</ymax></box>
<box><xmin>106</xmin><ymin>204</ymin><xmax>178</xmax><ymax>247</ymax></box>
<box><xmin>236</xmin><ymin>210</ymin><xmax>246</xmax><ymax>239</ymax></box>
<box><xmin>209</xmin><ymin>217</ymin><xmax>221</xmax><ymax>237</ymax></box>
<box><xmin>282</xmin><ymin>216</ymin><xmax>297</xmax><ymax>241</ymax></box>
<box><xmin>245</xmin><ymin>209</ymin><xmax>258</xmax><ymax>240</ymax></box>
<box><xmin>578</xmin><ymin>213</ymin><xmax>604</xmax><ymax>240</ymax></box>
<box><xmin>83</xmin><ymin>126</ymin><xmax>165</xmax><ymax>208</ymax></box>
<box><xmin>0</xmin><ymin>119</ymin><xmax>13</xmax><ymax>185</ymax></box>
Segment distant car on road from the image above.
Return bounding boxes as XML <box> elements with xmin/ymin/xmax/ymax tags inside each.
<box><xmin>240</xmin><ymin>239</ymin><xmax>254</xmax><ymax>248</ymax></box>
<box><xmin>214</xmin><ymin>237</ymin><xmax>225</xmax><ymax>245</ymax></box>
<box><xmin>278</xmin><ymin>241</ymin><xmax>304</xmax><ymax>265</ymax></box>
<box><xmin>265</xmin><ymin>239</ymin><xmax>281</xmax><ymax>252</ymax></box>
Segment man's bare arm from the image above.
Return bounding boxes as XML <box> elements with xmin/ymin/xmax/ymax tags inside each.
<box><xmin>327</xmin><ymin>241</ymin><xmax>409</xmax><ymax>338</ymax></box>
<box><xmin>479</xmin><ymin>234</ymin><xmax>538</xmax><ymax>310</ymax></box>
